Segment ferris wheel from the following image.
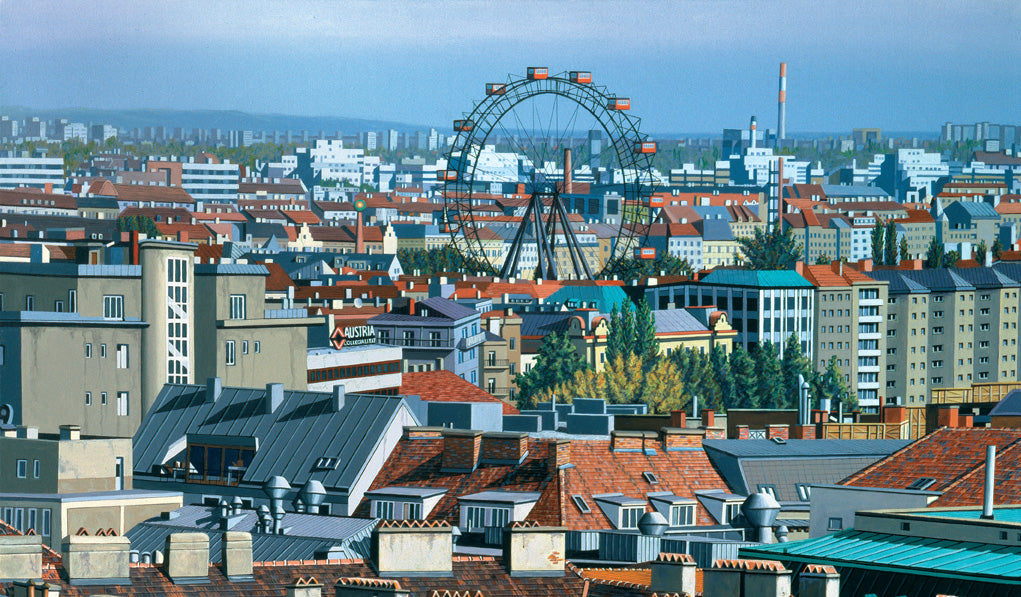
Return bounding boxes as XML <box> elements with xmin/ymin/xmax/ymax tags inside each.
<box><xmin>440</xmin><ymin>67</ymin><xmax>658</xmax><ymax>280</ymax></box>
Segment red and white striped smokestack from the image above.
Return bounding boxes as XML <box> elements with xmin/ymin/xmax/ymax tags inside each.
<box><xmin>563</xmin><ymin>148</ymin><xmax>573</xmax><ymax>194</ymax></box>
<box><xmin>750</xmin><ymin>116</ymin><xmax>758</xmax><ymax>149</ymax></box>
<box><xmin>778</xmin><ymin>62</ymin><xmax>787</xmax><ymax>142</ymax></box>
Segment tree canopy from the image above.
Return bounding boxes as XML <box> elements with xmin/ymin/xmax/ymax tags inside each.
<box><xmin>514</xmin><ymin>331</ymin><xmax>589</xmax><ymax>408</ymax></box>
<box><xmin>601</xmin><ymin>253</ymin><xmax>693</xmax><ymax>281</ymax></box>
<box><xmin>396</xmin><ymin>246</ymin><xmax>495</xmax><ymax>277</ymax></box>
<box><xmin>115</xmin><ymin>215</ymin><xmax>159</xmax><ymax>237</ymax></box>
<box><xmin>736</xmin><ymin>223</ymin><xmax>802</xmax><ymax>270</ymax></box>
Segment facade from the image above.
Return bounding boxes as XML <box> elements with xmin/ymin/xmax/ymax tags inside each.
<box><xmin>0</xmin><ymin>152</ymin><xmax>64</xmax><ymax>191</ymax></box>
<box><xmin>146</xmin><ymin>155</ymin><xmax>240</xmax><ymax>204</ymax></box>
<box><xmin>369</xmin><ymin>297</ymin><xmax>483</xmax><ymax>386</ymax></box>
<box><xmin>645</xmin><ymin>270</ymin><xmax>815</xmax><ymax>359</ymax></box>
<box><xmin>800</xmin><ymin>263</ymin><xmax>888</xmax><ymax>412</ymax></box>
<box><xmin>307</xmin><ymin>344</ymin><xmax>403</xmax><ymax>395</ymax></box>
<box><xmin>479</xmin><ymin>309</ymin><xmax>522</xmax><ymax>402</ymax></box>
<box><xmin>0</xmin><ymin>424</ymin><xmax>181</xmax><ymax>542</ymax></box>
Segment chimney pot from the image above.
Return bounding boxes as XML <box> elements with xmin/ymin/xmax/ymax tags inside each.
<box><xmin>220</xmin><ymin>532</ymin><xmax>253</xmax><ymax>581</ymax></box>
<box><xmin>206</xmin><ymin>377</ymin><xmax>222</xmax><ymax>402</ymax></box>
<box><xmin>63</xmin><ymin>534</ymin><xmax>131</xmax><ymax>585</ymax></box>
<box><xmin>59</xmin><ymin>425</ymin><xmax>81</xmax><ymax>441</ymax></box>
<box><xmin>163</xmin><ymin>533</ymin><xmax>210</xmax><ymax>585</ymax></box>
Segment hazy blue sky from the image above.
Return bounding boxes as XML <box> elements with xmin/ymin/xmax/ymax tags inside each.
<box><xmin>1</xmin><ymin>0</ymin><xmax>1018</xmax><ymax>134</ymax></box>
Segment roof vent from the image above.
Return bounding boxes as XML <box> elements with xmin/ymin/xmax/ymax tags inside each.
<box><xmin>265</xmin><ymin>383</ymin><xmax>284</xmax><ymax>414</ymax></box>
<box><xmin>770</xmin><ymin>437</ymin><xmax>787</xmax><ymax>445</ymax></box>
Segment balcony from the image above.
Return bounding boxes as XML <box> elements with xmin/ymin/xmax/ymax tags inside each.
<box><xmin>378</xmin><ymin>337</ymin><xmax>455</xmax><ymax>349</ymax></box>
<box><xmin>459</xmin><ymin>331</ymin><xmax>487</xmax><ymax>350</ymax></box>
<box><xmin>859</xmin><ymin>298</ymin><xmax>883</xmax><ymax>308</ymax></box>
<box><xmin>483</xmin><ymin>358</ymin><xmax>510</xmax><ymax>369</ymax></box>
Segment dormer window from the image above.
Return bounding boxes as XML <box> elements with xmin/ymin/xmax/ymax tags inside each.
<box><xmin>670</xmin><ymin>504</ymin><xmax>695</xmax><ymax>526</ymax></box>
<box><xmin>620</xmin><ymin>506</ymin><xmax>643</xmax><ymax>530</ymax></box>
<box><xmin>725</xmin><ymin>503</ymin><xmax>741</xmax><ymax>524</ymax></box>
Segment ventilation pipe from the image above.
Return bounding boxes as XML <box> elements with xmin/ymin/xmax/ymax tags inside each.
<box><xmin>982</xmin><ymin>445</ymin><xmax>996</xmax><ymax>519</ymax></box>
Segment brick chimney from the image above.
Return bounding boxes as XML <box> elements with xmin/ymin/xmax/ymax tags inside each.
<box><xmin>480</xmin><ymin>432</ymin><xmax>528</xmax><ymax>465</ymax></box>
<box><xmin>440</xmin><ymin>429</ymin><xmax>483</xmax><ymax>473</ymax></box>
<box><xmin>703</xmin><ymin>559</ymin><xmax>791</xmax><ymax>597</ymax></box>
<box><xmin>550</xmin><ymin>439</ymin><xmax>571</xmax><ymax>471</ymax></box>
<box><xmin>703</xmin><ymin>409</ymin><xmax>715</xmax><ymax>428</ymax></box>
<box><xmin>63</xmin><ymin>533</ymin><xmax>131</xmax><ymax>585</ymax></box>
<box><xmin>670</xmin><ymin>410</ymin><xmax>687</xmax><ymax>428</ymax></box>
<box><xmin>937</xmin><ymin>405</ymin><xmax>960</xmax><ymax>428</ymax></box>
<box><xmin>502</xmin><ymin>521</ymin><xmax>566</xmax><ymax>577</ymax></box>
<box><xmin>372</xmin><ymin>520</ymin><xmax>452</xmax><ymax>577</ymax></box>
<box><xmin>610</xmin><ymin>430</ymin><xmax>647</xmax><ymax>452</ymax></box>
<box><xmin>736</xmin><ymin>425</ymin><xmax>750</xmax><ymax>439</ymax></box>
<box><xmin>335</xmin><ymin>577</ymin><xmax>408</xmax><ymax>597</ymax></box>
<box><xmin>766</xmin><ymin>424</ymin><xmax>789</xmax><ymax>441</ymax></box>
<box><xmin>882</xmin><ymin>405</ymin><xmax>908</xmax><ymax>425</ymax></box>
<box><xmin>660</xmin><ymin>427</ymin><xmax>707</xmax><ymax>450</ymax></box>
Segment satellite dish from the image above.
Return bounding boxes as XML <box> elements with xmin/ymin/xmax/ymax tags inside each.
<box><xmin>354</xmin><ymin>298</ymin><xmax>364</xmax><ymax>308</ymax></box>
<box><xmin>0</xmin><ymin>404</ymin><xmax>13</xmax><ymax>425</ymax></box>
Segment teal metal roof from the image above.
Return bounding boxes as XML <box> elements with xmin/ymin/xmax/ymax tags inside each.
<box><xmin>926</xmin><ymin>509</ymin><xmax>1021</xmax><ymax>523</ymax></box>
<box><xmin>546</xmin><ymin>285</ymin><xmax>631</xmax><ymax>311</ymax></box>
<box><xmin>741</xmin><ymin>529</ymin><xmax>1021</xmax><ymax>584</ymax></box>
<box><xmin>700</xmin><ymin>270</ymin><xmax>813</xmax><ymax>288</ymax></box>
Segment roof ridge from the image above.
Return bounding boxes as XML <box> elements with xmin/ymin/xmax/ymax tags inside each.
<box><xmin>840</xmin><ymin>428</ymin><xmax>944</xmax><ymax>485</ymax></box>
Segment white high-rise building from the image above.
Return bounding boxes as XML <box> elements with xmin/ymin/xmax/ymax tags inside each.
<box><xmin>0</xmin><ymin>152</ymin><xmax>65</xmax><ymax>190</ymax></box>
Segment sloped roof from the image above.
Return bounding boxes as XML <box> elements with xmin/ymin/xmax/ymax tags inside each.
<box><xmin>864</xmin><ymin>270</ymin><xmax>931</xmax><ymax>294</ymax></box>
<box><xmin>400</xmin><ymin>370</ymin><xmax>518</xmax><ymax>415</ymax></box>
<box><xmin>952</xmin><ymin>267</ymin><xmax>1020</xmax><ymax>289</ymax></box>
<box><xmin>840</xmin><ymin>427</ymin><xmax>1021</xmax><ymax>492</ymax></box>
<box><xmin>899</xmin><ymin>269</ymin><xmax>976</xmax><ymax>292</ymax></box>
<box><xmin>133</xmin><ymin>384</ymin><xmax>414</xmax><ymax>491</ymax></box>
<box><xmin>700</xmin><ymin>269</ymin><xmax>812</xmax><ymax>288</ymax></box>
<box><xmin>653</xmin><ymin>309</ymin><xmax>710</xmax><ymax>335</ymax></box>
<box><xmin>546</xmin><ymin>285</ymin><xmax>630</xmax><ymax>311</ymax></box>
<box><xmin>108</xmin><ymin>183</ymin><xmax>195</xmax><ymax>204</ymax></box>
<box><xmin>945</xmin><ymin>201</ymin><xmax>1000</xmax><ymax>219</ymax></box>
<box><xmin>520</xmin><ymin>313</ymin><xmax>573</xmax><ymax>337</ymax></box>
<box><xmin>418</xmin><ymin>296</ymin><xmax>479</xmax><ymax>321</ymax></box>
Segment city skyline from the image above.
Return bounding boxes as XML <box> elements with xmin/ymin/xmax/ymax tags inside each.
<box><xmin>1</xmin><ymin>0</ymin><xmax>1019</xmax><ymax>134</ymax></box>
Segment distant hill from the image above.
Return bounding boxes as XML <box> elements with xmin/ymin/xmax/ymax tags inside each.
<box><xmin>0</xmin><ymin>106</ymin><xmax>438</xmax><ymax>135</ymax></box>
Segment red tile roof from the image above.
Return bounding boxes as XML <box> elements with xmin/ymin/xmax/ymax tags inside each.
<box><xmin>282</xmin><ymin>210</ymin><xmax>322</xmax><ymax>225</ymax></box>
<box><xmin>400</xmin><ymin>371</ymin><xmax>518</xmax><ymax>415</ymax></box>
<box><xmin>108</xmin><ymin>183</ymin><xmax>195</xmax><ymax>205</ymax></box>
<box><xmin>262</xmin><ymin>262</ymin><xmax>295</xmax><ymax>291</ymax></box>
<box><xmin>841</xmin><ymin>428</ymin><xmax>1021</xmax><ymax>492</ymax></box>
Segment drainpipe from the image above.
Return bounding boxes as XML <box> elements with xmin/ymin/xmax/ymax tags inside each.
<box><xmin>982</xmin><ymin>445</ymin><xmax>996</xmax><ymax>519</ymax></box>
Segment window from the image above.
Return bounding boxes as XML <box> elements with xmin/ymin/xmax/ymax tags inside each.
<box><xmin>572</xmin><ymin>495</ymin><xmax>592</xmax><ymax>513</ymax></box>
<box><xmin>796</xmin><ymin>484</ymin><xmax>812</xmax><ymax>501</ymax></box>
<box><xmin>492</xmin><ymin>507</ymin><xmax>511</xmax><ymax>528</ymax></box>
<box><xmin>827</xmin><ymin>517</ymin><xmax>843</xmax><ymax>531</ymax></box>
<box><xmin>69</xmin><ymin>290</ymin><xmax>77</xmax><ymax>313</ymax></box>
<box><xmin>465</xmin><ymin>506</ymin><xmax>486</xmax><ymax>531</ymax></box>
<box><xmin>166</xmin><ymin>257</ymin><xmax>190</xmax><ymax>384</ymax></box>
<box><xmin>725</xmin><ymin>503</ymin><xmax>741</xmax><ymax>524</ymax></box>
<box><xmin>100</xmin><ymin>344</ymin><xmax>107</xmax><ymax>358</ymax></box>
<box><xmin>375</xmin><ymin>500</ymin><xmax>395</xmax><ymax>519</ymax></box>
<box><xmin>642</xmin><ymin>472</ymin><xmax>660</xmax><ymax>484</ymax></box>
<box><xmin>430</xmin><ymin>331</ymin><xmax>442</xmax><ymax>347</ymax></box>
<box><xmin>117</xmin><ymin>392</ymin><xmax>129</xmax><ymax>416</ymax></box>
<box><xmin>85</xmin><ymin>343</ymin><xmax>92</xmax><ymax>358</ymax></box>
<box><xmin>85</xmin><ymin>392</ymin><xmax>92</xmax><ymax>405</ymax></box>
<box><xmin>54</xmin><ymin>300</ymin><xmax>64</xmax><ymax>312</ymax></box>
<box><xmin>403</xmin><ymin>330</ymin><xmax>415</xmax><ymax>345</ymax></box>
<box><xmin>17</xmin><ymin>459</ymin><xmax>27</xmax><ymax>478</ymax></box>
<box><xmin>0</xmin><ymin>345</ymin><xmax>4</xmax><ymax>365</ymax></box>
<box><xmin>103</xmin><ymin>295</ymin><xmax>124</xmax><ymax>319</ymax></box>
<box><xmin>116</xmin><ymin>344</ymin><xmax>129</xmax><ymax>368</ymax></box>
<box><xmin>33</xmin><ymin>460</ymin><xmax>40</xmax><ymax>479</ymax></box>
<box><xmin>101</xmin><ymin>392</ymin><xmax>108</xmax><ymax>405</ymax></box>
<box><xmin>242</xmin><ymin>340</ymin><xmax>249</xmax><ymax>355</ymax></box>
<box><xmin>906</xmin><ymin>477</ymin><xmax>936</xmax><ymax>490</ymax></box>
<box><xmin>28</xmin><ymin>509</ymin><xmax>37</xmax><ymax>535</ymax></box>
<box><xmin>25</xmin><ymin>295</ymin><xmax>34</xmax><ymax>311</ymax></box>
<box><xmin>405</xmin><ymin>502</ymin><xmax>423</xmax><ymax>520</ymax></box>
<box><xmin>254</xmin><ymin>341</ymin><xmax>261</xmax><ymax>353</ymax></box>
<box><xmin>226</xmin><ymin>340</ymin><xmax>236</xmax><ymax>365</ymax></box>
<box><xmin>758</xmin><ymin>485</ymin><xmax>778</xmax><ymax>499</ymax></box>
<box><xmin>229</xmin><ymin>295</ymin><xmax>246</xmax><ymax>320</ymax></box>
<box><xmin>620</xmin><ymin>507</ymin><xmax>643</xmax><ymax>529</ymax></box>
<box><xmin>670</xmin><ymin>504</ymin><xmax>695</xmax><ymax>526</ymax></box>
<box><xmin>41</xmin><ymin>509</ymin><xmax>51</xmax><ymax>536</ymax></box>
<box><xmin>509</xmin><ymin>338</ymin><xmax>516</xmax><ymax>350</ymax></box>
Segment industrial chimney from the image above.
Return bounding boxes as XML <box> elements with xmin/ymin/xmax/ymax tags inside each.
<box><xmin>563</xmin><ymin>148</ymin><xmax>573</xmax><ymax>194</ymax></box>
<box><xmin>777</xmin><ymin>62</ymin><xmax>787</xmax><ymax>143</ymax></box>
<box><xmin>749</xmin><ymin>116</ymin><xmax>758</xmax><ymax>149</ymax></box>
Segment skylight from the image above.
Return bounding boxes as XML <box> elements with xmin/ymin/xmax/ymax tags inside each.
<box><xmin>642</xmin><ymin>471</ymin><xmax>660</xmax><ymax>485</ymax></box>
<box><xmin>571</xmin><ymin>494</ymin><xmax>592</xmax><ymax>514</ymax></box>
<box><xmin>906</xmin><ymin>477</ymin><xmax>936</xmax><ymax>490</ymax></box>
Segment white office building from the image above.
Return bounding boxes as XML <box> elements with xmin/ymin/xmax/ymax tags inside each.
<box><xmin>0</xmin><ymin>152</ymin><xmax>65</xmax><ymax>190</ymax></box>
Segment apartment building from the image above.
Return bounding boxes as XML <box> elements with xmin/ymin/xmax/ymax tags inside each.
<box><xmin>147</xmin><ymin>154</ymin><xmax>240</xmax><ymax>204</ymax></box>
<box><xmin>480</xmin><ymin>309</ymin><xmax>522</xmax><ymax>402</ymax></box>
<box><xmin>0</xmin><ymin>240</ymin><xmax>316</xmax><ymax>436</ymax></box>
<box><xmin>0</xmin><ymin>151</ymin><xmax>64</xmax><ymax>191</ymax></box>
<box><xmin>800</xmin><ymin>263</ymin><xmax>888</xmax><ymax>413</ymax></box>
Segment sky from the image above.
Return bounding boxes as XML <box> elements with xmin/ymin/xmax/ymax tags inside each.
<box><xmin>1</xmin><ymin>0</ymin><xmax>1019</xmax><ymax>135</ymax></box>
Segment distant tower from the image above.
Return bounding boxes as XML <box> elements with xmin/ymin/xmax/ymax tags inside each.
<box><xmin>750</xmin><ymin>116</ymin><xmax>758</xmax><ymax>149</ymax></box>
<box><xmin>777</xmin><ymin>62</ymin><xmax>787</xmax><ymax>143</ymax></box>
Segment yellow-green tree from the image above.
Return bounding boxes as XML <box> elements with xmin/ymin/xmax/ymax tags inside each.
<box><xmin>552</xmin><ymin>353</ymin><xmax>687</xmax><ymax>414</ymax></box>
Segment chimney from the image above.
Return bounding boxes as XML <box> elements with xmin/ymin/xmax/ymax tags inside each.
<box><xmin>798</xmin><ymin>564</ymin><xmax>839</xmax><ymax>597</ymax></box>
<box><xmin>333</xmin><ymin>384</ymin><xmax>346</xmax><ymax>412</ymax></box>
<box><xmin>550</xmin><ymin>439</ymin><xmax>571</xmax><ymax>471</ymax></box>
<box><xmin>206</xmin><ymin>377</ymin><xmax>222</xmax><ymax>403</ymax></box>
<box><xmin>408</xmin><ymin>298</ymin><xmax>416</xmax><ymax>315</ymax></box>
<box><xmin>703</xmin><ymin>409</ymin><xmax>715</xmax><ymax>428</ymax></box>
<box><xmin>372</xmin><ymin>520</ymin><xmax>453</xmax><ymax>577</ymax></box>
<box><xmin>749</xmin><ymin>116</ymin><xmax>758</xmax><ymax>149</ymax></box>
<box><xmin>660</xmin><ymin>427</ymin><xmax>708</xmax><ymax>450</ymax></box>
<box><xmin>563</xmin><ymin>148</ymin><xmax>573</xmax><ymax>194</ymax></box>
<box><xmin>286</xmin><ymin>577</ymin><xmax>324</xmax><ymax>597</ymax></box>
<box><xmin>882</xmin><ymin>405</ymin><xmax>907</xmax><ymax>425</ymax></box>
<box><xmin>0</xmin><ymin>534</ymin><xmax>42</xmax><ymax>582</ymax></box>
<box><xmin>982</xmin><ymin>445</ymin><xmax>996</xmax><ymax>519</ymax></box>
<box><xmin>777</xmin><ymin>62</ymin><xmax>787</xmax><ymax>142</ymax></box>
<box><xmin>265</xmin><ymin>383</ymin><xmax>285</xmax><ymax>414</ymax></box>
<box><xmin>480</xmin><ymin>432</ymin><xmax>528</xmax><ymax>465</ymax></box>
<box><xmin>220</xmin><ymin>532</ymin><xmax>253</xmax><ymax>581</ymax></box>
<box><xmin>63</xmin><ymin>533</ymin><xmax>131</xmax><ymax>585</ymax></box>
<box><xmin>670</xmin><ymin>410</ymin><xmax>686</xmax><ymax>428</ymax></box>
<box><xmin>736</xmin><ymin>425</ymin><xmax>751</xmax><ymax>440</ymax></box>
<box><xmin>937</xmin><ymin>405</ymin><xmax>959</xmax><ymax>428</ymax></box>
<box><xmin>650</xmin><ymin>553</ymin><xmax>697</xmax><ymax>595</ymax></box>
<box><xmin>766</xmin><ymin>424</ymin><xmax>789</xmax><ymax>441</ymax></box>
<box><xmin>703</xmin><ymin>559</ymin><xmax>791</xmax><ymax>597</ymax></box>
<box><xmin>59</xmin><ymin>424</ymin><xmax>81</xmax><ymax>441</ymax></box>
<box><xmin>164</xmin><ymin>533</ymin><xmax>210</xmax><ymax>584</ymax></box>
<box><xmin>335</xmin><ymin>577</ymin><xmax>408</xmax><ymax>597</ymax></box>
<box><xmin>440</xmin><ymin>429</ymin><xmax>483</xmax><ymax>473</ymax></box>
<box><xmin>502</xmin><ymin>521</ymin><xmax>566</xmax><ymax>577</ymax></box>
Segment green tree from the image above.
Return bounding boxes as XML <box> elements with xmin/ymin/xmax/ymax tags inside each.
<box><xmin>925</xmin><ymin>237</ymin><xmax>944</xmax><ymax>268</ymax></box>
<box><xmin>633</xmin><ymin>299</ymin><xmax>658</xmax><ymax>369</ymax></box>
<box><xmin>884</xmin><ymin>220</ymin><xmax>898</xmax><ymax>265</ymax></box>
<box><xmin>870</xmin><ymin>219</ymin><xmax>885</xmax><ymax>264</ymax></box>
<box><xmin>729</xmin><ymin>346</ymin><xmax>758</xmax><ymax>409</ymax></box>
<box><xmin>618</xmin><ymin>301</ymin><xmax>635</xmax><ymax>359</ymax></box>
<box><xmin>736</xmin><ymin>223</ymin><xmax>802</xmax><ymax>270</ymax></box>
<box><xmin>116</xmin><ymin>215</ymin><xmax>159</xmax><ymax>237</ymax></box>
<box><xmin>814</xmin><ymin>253</ymin><xmax>832</xmax><ymax>265</ymax></box>
<box><xmin>601</xmin><ymin>253</ymin><xmax>693</xmax><ymax>281</ymax></box>
<box><xmin>605</xmin><ymin>303</ymin><xmax>622</xmax><ymax>365</ymax></box>
<box><xmin>993</xmin><ymin>238</ymin><xmax>1005</xmax><ymax>260</ymax></box>
<box><xmin>710</xmin><ymin>345</ymin><xmax>734</xmax><ymax>412</ymax></box>
<box><xmin>753</xmin><ymin>342</ymin><xmax>785</xmax><ymax>409</ymax></box>
<box><xmin>554</xmin><ymin>353</ymin><xmax>687</xmax><ymax>413</ymax></box>
<box><xmin>944</xmin><ymin>249</ymin><xmax>960</xmax><ymax>269</ymax></box>
<box><xmin>514</xmin><ymin>332</ymin><xmax>588</xmax><ymax>408</ymax></box>
<box><xmin>899</xmin><ymin>236</ymin><xmax>910</xmax><ymax>262</ymax></box>
<box><xmin>976</xmin><ymin>239</ymin><xmax>988</xmax><ymax>264</ymax></box>
<box><xmin>817</xmin><ymin>356</ymin><xmax>852</xmax><ymax>410</ymax></box>
<box><xmin>781</xmin><ymin>334</ymin><xmax>814</xmax><ymax>409</ymax></box>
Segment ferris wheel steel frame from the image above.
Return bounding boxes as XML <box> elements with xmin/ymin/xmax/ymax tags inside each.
<box><xmin>441</xmin><ymin>70</ymin><xmax>657</xmax><ymax>280</ymax></box>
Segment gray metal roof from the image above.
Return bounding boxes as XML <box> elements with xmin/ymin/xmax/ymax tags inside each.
<box><xmin>0</xmin><ymin>262</ymin><xmax>141</xmax><ymax>277</ymax></box>
<box><xmin>989</xmin><ymin>390</ymin><xmax>1021</xmax><ymax>417</ymax></box>
<box><xmin>698</xmin><ymin>219</ymin><xmax>734</xmax><ymax>241</ymax></box>
<box><xmin>899</xmin><ymin>269</ymin><xmax>976</xmax><ymax>292</ymax></box>
<box><xmin>820</xmin><ymin>184</ymin><xmax>891</xmax><ymax>197</ymax></box>
<box><xmin>702</xmin><ymin>439</ymin><xmax>911</xmax><ymax>458</ymax></box>
<box><xmin>133</xmin><ymin>384</ymin><xmax>414</xmax><ymax>492</ymax></box>
<box><xmin>365</xmin><ymin>486</ymin><xmax>447</xmax><ymax>498</ymax></box>
<box><xmin>418</xmin><ymin>296</ymin><xmax>479</xmax><ymax>321</ymax></box>
<box><xmin>653</xmin><ymin>309</ymin><xmax>710</xmax><ymax>334</ymax></box>
<box><xmin>945</xmin><ymin>201</ymin><xmax>999</xmax><ymax>219</ymax></box>
<box><xmin>867</xmin><ymin>271</ymin><xmax>937</xmax><ymax>294</ymax></box>
<box><xmin>459</xmin><ymin>490</ymin><xmax>541</xmax><ymax>503</ymax></box>
<box><xmin>194</xmin><ymin>263</ymin><xmax>269</xmax><ymax>276</ymax></box>
<box><xmin>951</xmin><ymin>267</ymin><xmax>1020</xmax><ymax>289</ymax></box>
<box><xmin>125</xmin><ymin>505</ymin><xmax>375</xmax><ymax>563</ymax></box>
<box><xmin>520</xmin><ymin>313</ymin><xmax>572</xmax><ymax>337</ymax></box>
